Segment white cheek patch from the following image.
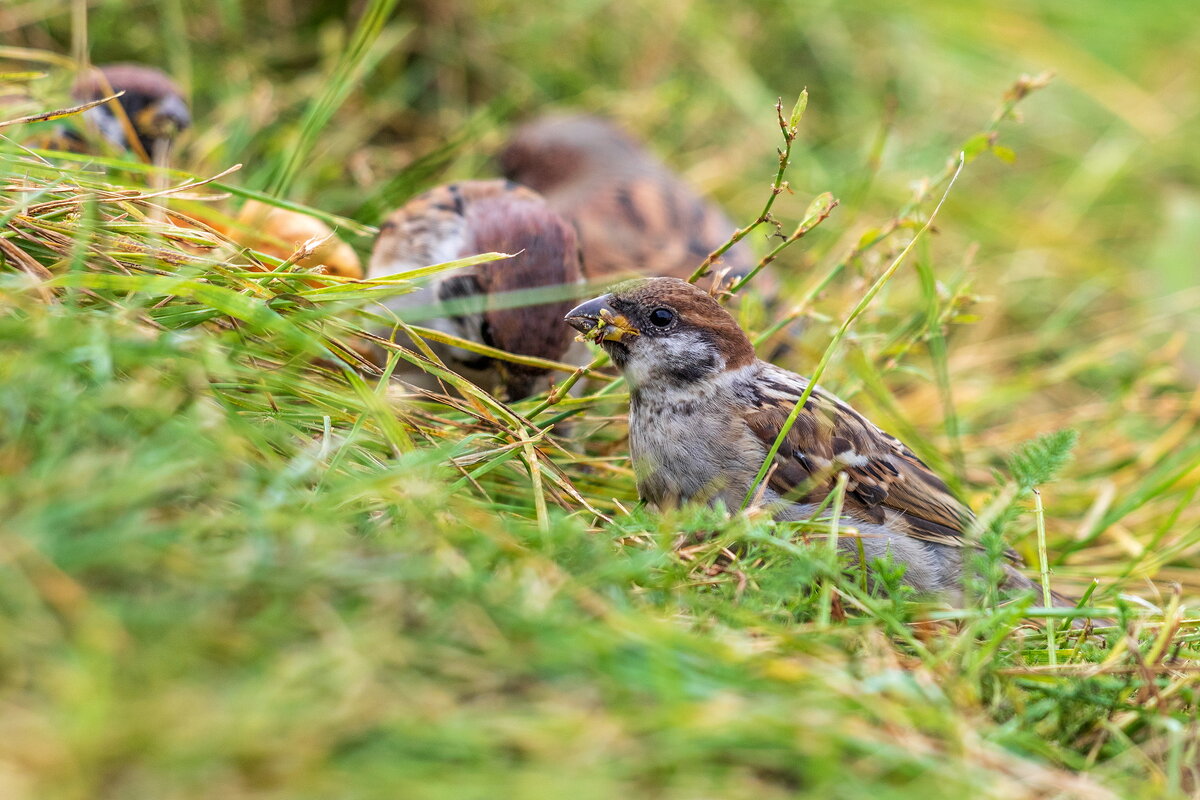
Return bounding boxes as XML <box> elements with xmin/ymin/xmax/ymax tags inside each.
<box><xmin>85</xmin><ymin>107</ymin><xmax>131</xmax><ymax>149</ymax></box>
<box><xmin>623</xmin><ymin>329</ymin><xmax>724</xmax><ymax>386</ymax></box>
<box><xmin>662</xmin><ymin>331</ymin><xmax>719</xmax><ymax>364</ymax></box>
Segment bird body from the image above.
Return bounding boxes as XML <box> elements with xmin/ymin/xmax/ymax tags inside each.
<box><xmin>500</xmin><ymin>114</ymin><xmax>757</xmax><ymax>289</ymax></box>
<box><xmin>369</xmin><ymin>179</ymin><xmax>588</xmax><ymax>401</ymax></box>
<box><xmin>566</xmin><ymin>278</ymin><xmax>1055</xmax><ymax>601</ymax></box>
<box><xmin>625</xmin><ymin>358</ymin><xmax>969</xmax><ymax>593</ymax></box>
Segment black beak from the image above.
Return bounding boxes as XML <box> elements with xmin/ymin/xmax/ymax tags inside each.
<box><xmin>155</xmin><ymin>93</ymin><xmax>192</xmax><ymax>133</ymax></box>
<box><xmin>564</xmin><ymin>295</ymin><xmax>612</xmax><ymax>334</ymax></box>
<box><xmin>137</xmin><ymin>94</ymin><xmax>191</xmax><ymax>144</ymax></box>
<box><xmin>565</xmin><ymin>293</ymin><xmax>640</xmax><ymax>343</ymax></box>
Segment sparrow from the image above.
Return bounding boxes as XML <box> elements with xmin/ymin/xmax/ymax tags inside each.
<box><xmin>498</xmin><ymin>114</ymin><xmax>757</xmax><ymax>289</ymax></box>
<box><xmin>368</xmin><ymin>179</ymin><xmax>587</xmax><ymax>402</ymax></box>
<box><xmin>71</xmin><ymin>63</ymin><xmax>191</xmax><ymax>159</ymax></box>
<box><xmin>565</xmin><ymin>277</ymin><xmax>1072</xmax><ymax>606</ymax></box>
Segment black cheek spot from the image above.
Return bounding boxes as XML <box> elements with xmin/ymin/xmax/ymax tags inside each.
<box><xmin>437</xmin><ymin>274</ymin><xmax>481</xmax><ymax>303</ymax></box>
<box><xmin>479</xmin><ymin>319</ymin><xmax>496</xmax><ymax>349</ymax></box>
<box><xmin>458</xmin><ymin>354</ymin><xmax>493</xmax><ymax>371</ymax></box>
<box><xmin>447</xmin><ymin>183</ymin><xmax>466</xmax><ymax>216</ymax></box>
<box><xmin>667</xmin><ymin>351</ymin><xmax>717</xmax><ymax>383</ymax></box>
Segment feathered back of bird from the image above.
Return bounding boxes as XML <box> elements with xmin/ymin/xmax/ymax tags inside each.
<box><xmin>369</xmin><ymin>180</ymin><xmax>585</xmax><ymax>400</ymax></box>
<box><xmin>462</xmin><ymin>191</ymin><xmax>583</xmax><ymax>396</ymax></box>
<box><xmin>499</xmin><ymin>114</ymin><xmax>754</xmax><ymax>285</ymax></box>
<box><xmin>370</xmin><ymin>181</ymin><xmax>542</xmax><ymax>278</ymax></box>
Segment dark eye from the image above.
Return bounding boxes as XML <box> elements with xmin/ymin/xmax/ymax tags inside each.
<box><xmin>649</xmin><ymin>308</ymin><xmax>675</xmax><ymax>327</ymax></box>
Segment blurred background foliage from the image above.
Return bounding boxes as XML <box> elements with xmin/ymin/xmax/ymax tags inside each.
<box><xmin>3</xmin><ymin>0</ymin><xmax>1200</xmax><ymax>797</ymax></box>
<box><xmin>13</xmin><ymin>0</ymin><xmax>1199</xmax><ymax>373</ymax></box>
<box><xmin>8</xmin><ymin>0</ymin><xmax>1199</xmax><ymax>314</ymax></box>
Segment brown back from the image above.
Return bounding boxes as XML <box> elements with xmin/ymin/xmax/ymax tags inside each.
<box><xmin>500</xmin><ymin>114</ymin><xmax>754</xmax><ymax>286</ymax></box>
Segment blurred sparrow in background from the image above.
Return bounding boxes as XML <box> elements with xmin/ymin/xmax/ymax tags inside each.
<box><xmin>61</xmin><ymin>65</ymin><xmax>363</xmax><ymax>283</ymax></box>
<box><xmin>566</xmin><ymin>277</ymin><xmax>1075</xmax><ymax>607</ymax></box>
<box><xmin>499</xmin><ymin>114</ymin><xmax>759</xmax><ymax>291</ymax></box>
<box><xmin>71</xmin><ymin>63</ymin><xmax>190</xmax><ymax>160</ymax></box>
<box><xmin>369</xmin><ymin>179</ymin><xmax>586</xmax><ymax>402</ymax></box>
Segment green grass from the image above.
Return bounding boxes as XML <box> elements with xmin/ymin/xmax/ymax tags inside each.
<box><xmin>2</xmin><ymin>1</ymin><xmax>1200</xmax><ymax>797</ymax></box>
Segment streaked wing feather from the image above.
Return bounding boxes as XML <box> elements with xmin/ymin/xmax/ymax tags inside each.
<box><xmin>743</xmin><ymin>371</ymin><xmax>1013</xmax><ymax>557</ymax></box>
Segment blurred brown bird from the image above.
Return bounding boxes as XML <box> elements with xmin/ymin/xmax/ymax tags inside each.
<box><xmin>368</xmin><ymin>179</ymin><xmax>586</xmax><ymax>401</ymax></box>
<box><xmin>498</xmin><ymin>113</ymin><xmax>758</xmax><ymax>290</ymax></box>
<box><xmin>71</xmin><ymin>63</ymin><xmax>190</xmax><ymax>159</ymax></box>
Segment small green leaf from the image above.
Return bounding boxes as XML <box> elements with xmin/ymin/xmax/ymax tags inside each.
<box><xmin>961</xmin><ymin>133</ymin><xmax>991</xmax><ymax>163</ymax></box>
<box><xmin>992</xmin><ymin>145</ymin><xmax>1017</xmax><ymax>164</ymax></box>
<box><xmin>855</xmin><ymin>227</ymin><xmax>882</xmax><ymax>250</ymax></box>
<box><xmin>789</xmin><ymin>89</ymin><xmax>809</xmax><ymax>131</ymax></box>
<box><xmin>800</xmin><ymin>191</ymin><xmax>836</xmax><ymax>226</ymax></box>
<box><xmin>1008</xmin><ymin>429</ymin><xmax>1079</xmax><ymax>490</ymax></box>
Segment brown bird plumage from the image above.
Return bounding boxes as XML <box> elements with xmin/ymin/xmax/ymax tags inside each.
<box><xmin>565</xmin><ymin>277</ymin><xmax>1073</xmax><ymax>607</ymax></box>
<box><xmin>72</xmin><ymin>63</ymin><xmax>190</xmax><ymax>158</ymax></box>
<box><xmin>499</xmin><ymin>114</ymin><xmax>757</xmax><ymax>289</ymax></box>
<box><xmin>369</xmin><ymin>179</ymin><xmax>587</xmax><ymax>401</ymax></box>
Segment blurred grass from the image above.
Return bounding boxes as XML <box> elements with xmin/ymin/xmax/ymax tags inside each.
<box><xmin>2</xmin><ymin>0</ymin><xmax>1200</xmax><ymax>797</ymax></box>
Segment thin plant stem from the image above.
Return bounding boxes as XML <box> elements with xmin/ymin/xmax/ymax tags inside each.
<box><xmin>817</xmin><ymin>471</ymin><xmax>849</xmax><ymax>628</ymax></box>
<box><xmin>740</xmin><ymin>154</ymin><xmax>967</xmax><ymax>510</ymax></box>
<box><xmin>1035</xmin><ymin>488</ymin><xmax>1057</xmax><ymax>667</ymax></box>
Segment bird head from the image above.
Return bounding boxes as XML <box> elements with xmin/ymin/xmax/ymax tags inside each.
<box><xmin>74</xmin><ymin>64</ymin><xmax>190</xmax><ymax>157</ymax></box>
<box><xmin>565</xmin><ymin>277</ymin><xmax>756</xmax><ymax>388</ymax></box>
<box><xmin>131</xmin><ymin>90</ymin><xmax>191</xmax><ymax>151</ymax></box>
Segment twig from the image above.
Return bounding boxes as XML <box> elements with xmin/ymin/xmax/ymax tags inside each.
<box><xmin>1034</xmin><ymin>489</ymin><xmax>1057</xmax><ymax>666</ymax></box>
<box><xmin>687</xmin><ymin>91</ymin><xmax>809</xmax><ymax>285</ymax></box>
<box><xmin>0</xmin><ymin>91</ymin><xmax>124</xmax><ymax>129</ymax></box>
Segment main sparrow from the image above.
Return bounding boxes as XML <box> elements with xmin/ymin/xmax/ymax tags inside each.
<box><xmin>369</xmin><ymin>179</ymin><xmax>587</xmax><ymax>401</ymax></box>
<box><xmin>71</xmin><ymin>63</ymin><xmax>190</xmax><ymax>158</ymax></box>
<box><xmin>499</xmin><ymin>114</ymin><xmax>756</xmax><ymax>288</ymax></box>
<box><xmin>565</xmin><ymin>277</ymin><xmax>1068</xmax><ymax>604</ymax></box>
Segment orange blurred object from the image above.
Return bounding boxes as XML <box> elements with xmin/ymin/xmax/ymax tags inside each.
<box><xmin>231</xmin><ymin>200</ymin><xmax>363</xmax><ymax>279</ymax></box>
